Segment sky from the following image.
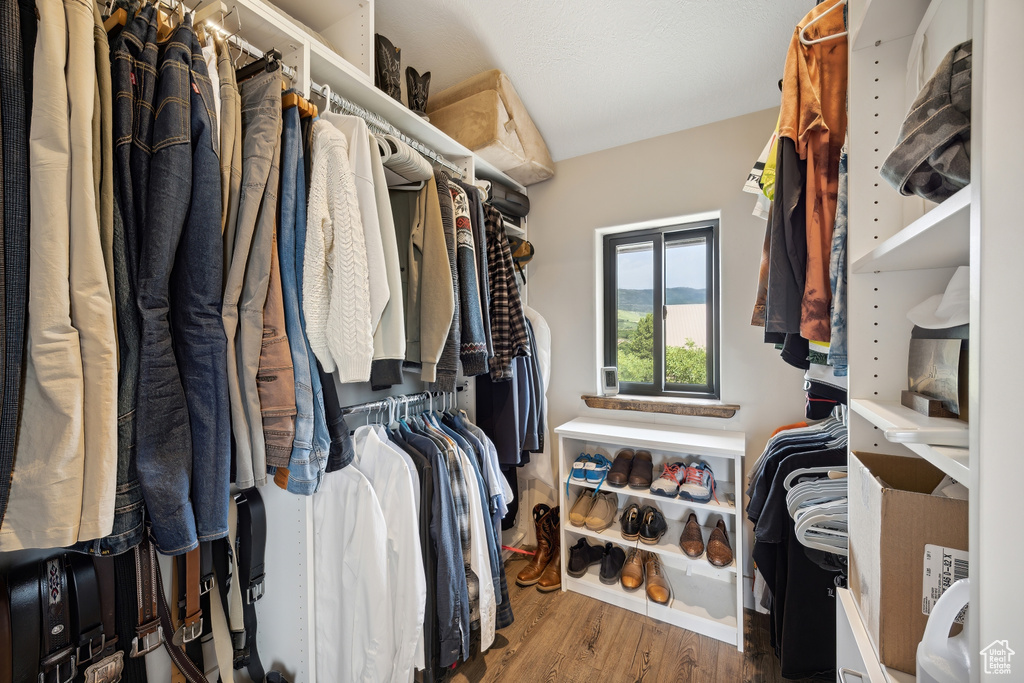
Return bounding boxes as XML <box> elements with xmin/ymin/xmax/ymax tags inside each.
<box><xmin>617</xmin><ymin>241</ymin><xmax>706</xmax><ymax>290</ymax></box>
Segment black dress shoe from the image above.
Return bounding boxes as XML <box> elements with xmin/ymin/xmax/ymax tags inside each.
<box><xmin>599</xmin><ymin>543</ymin><xmax>627</xmax><ymax>584</ymax></box>
<box><xmin>638</xmin><ymin>506</ymin><xmax>668</xmax><ymax>545</ymax></box>
<box><xmin>620</xmin><ymin>503</ymin><xmax>642</xmax><ymax>541</ymax></box>
<box><xmin>567</xmin><ymin>538</ymin><xmax>605</xmax><ymax>578</ymax></box>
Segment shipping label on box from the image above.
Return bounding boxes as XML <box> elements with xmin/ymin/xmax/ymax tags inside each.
<box><xmin>922</xmin><ymin>544</ymin><xmax>969</xmax><ymax>623</ymax></box>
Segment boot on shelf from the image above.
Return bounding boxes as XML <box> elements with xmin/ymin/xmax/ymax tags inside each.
<box><xmin>516</xmin><ymin>504</ymin><xmax>555</xmax><ymax>587</ymax></box>
<box><xmin>536</xmin><ymin>506</ymin><xmax>561</xmax><ymax>592</ymax></box>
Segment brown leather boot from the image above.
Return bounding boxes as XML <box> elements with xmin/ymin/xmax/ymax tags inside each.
<box><xmin>537</xmin><ymin>506</ymin><xmax>561</xmax><ymax>592</ymax></box>
<box><xmin>516</xmin><ymin>504</ymin><xmax>554</xmax><ymax>586</ymax></box>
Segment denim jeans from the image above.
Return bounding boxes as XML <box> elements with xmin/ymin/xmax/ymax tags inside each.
<box><xmin>137</xmin><ymin>19</ymin><xmax>229</xmax><ymax>554</ymax></box>
<box><xmin>828</xmin><ymin>145</ymin><xmax>848</xmax><ymax>375</ymax></box>
<box><xmin>0</xmin><ymin>0</ymin><xmax>31</xmax><ymax>529</ymax></box>
<box><xmin>72</xmin><ymin>3</ymin><xmax>157</xmax><ymax>555</ymax></box>
<box><xmin>279</xmin><ymin>104</ymin><xmax>325</xmax><ymax>494</ymax></box>
<box><xmin>223</xmin><ymin>70</ymin><xmax>282</xmax><ymax>489</ymax></box>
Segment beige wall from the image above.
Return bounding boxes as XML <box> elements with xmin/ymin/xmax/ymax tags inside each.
<box><xmin>525</xmin><ymin>106</ymin><xmax>808</xmax><ymax>583</ymax></box>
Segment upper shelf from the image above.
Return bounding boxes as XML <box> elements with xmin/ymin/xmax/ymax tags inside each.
<box><xmin>849</xmin><ymin>0</ymin><xmax>931</xmax><ymax>51</ymax></box>
<box><xmin>554</xmin><ymin>418</ymin><xmax>746</xmax><ymax>459</ymax></box>
<box><xmin>852</xmin><ymin>186</ymin><xmax>970</xmax><ymax>274</ymax></box>
<box><xmin>850</xmin><ymin>399</ymin><xmax>969</xmax><ymax>448</ymax></box>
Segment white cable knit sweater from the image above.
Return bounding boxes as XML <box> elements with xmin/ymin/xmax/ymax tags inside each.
<box><xmin>304</xmin><ymin>120</ymin><xmax>373</xmax><ymax>382</ymax></box>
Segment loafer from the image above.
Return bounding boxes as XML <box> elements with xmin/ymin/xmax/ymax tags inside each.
<box><xmin>568</xmin><ymin>538</ymin><xmax>605</xmax><ymax>577</ymax></box>
<box><xmin>620</xmin><ymin>549</ymin><xmax>645</xmax><ymax>591</ymax></box>
<box><xmin>599</xmin><ymin>544</ymin><xmax>627</xmax><ymax>584</ymax></box>
<box><xmin>569</xmin><ymin>493</ymin><xmax>595</xmax><ymax>528</ymax></box>
<box><xmin>584</xmin><ymin>491</ymin><xmax>617</xmax><ymax>532</ymax></box>
<box><xmin>606</xmin><ymin>449</ymin><xmax>635</xmax><ymax>488</ymax></box>
<box><xmin>706</xmin><ymin>520</ymin><xmax>733</xmax><ymax>567</ymax></box>
<box><xmin>645</xmin><ymin>553</ymin><xmax>672</xmax><ymax>605</ymax></box>
<box><xmin>619</xmin><ymin>503</ymin><xmax>642</xmax><ymax>541</ymax></box>
<box><xmin>638</xmin><ymin>506</ymin><xmax>668</xmax><ymax>545</ymax></box>
<box><xmin>679</xmin><ymin>513</ymin><xmax>705</xmax><ymax>558</ymax></box>
<box><xmin>628</xmin><ymin>450</ymin><xmax>654</xmax><ymax>489</ymax></box>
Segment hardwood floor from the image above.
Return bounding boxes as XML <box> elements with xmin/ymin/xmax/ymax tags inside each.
<box><xmin>449</xmin><ymin>558</ymin><xmax>825</xmax><ymax>683</ymax></box>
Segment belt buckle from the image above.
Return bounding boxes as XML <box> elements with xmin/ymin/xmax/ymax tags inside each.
<box><xmin>129</xmin><ymin>625</ymin><xmax>163</xmax><ymax>657</ymax></box>
<box><xmin>173</xmin><ymin>618</ymin><xmax>203</xmax><ymax>646</ymax></box>
<box><xmin>38</xmin><ymin>655</ymin><xmax>76</xmax><ymax>683</ymax></box>
<box><xmin>199</xmin><ymin>573</ymin><xmax>214</xmax><ymax>596</ymax></box>
<box><xmin>83</xmin><ymin>652</ymin><xmax>124</xmax><ymax>683</ymax></box>
<box><xmin>77</xmin><ymin>633</ymin><xmax>105</xmax><ymax>666</ymax></box>
<box><xmin>246</xmin><ymin>574</ymin><xmax>265</xmax><ymax>604</ymax></box>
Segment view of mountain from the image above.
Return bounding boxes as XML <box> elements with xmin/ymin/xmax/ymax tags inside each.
<box><xmin>617</xmin><ymin>287</ymin><xmax>705</xmax><ymax>312</ymax></box>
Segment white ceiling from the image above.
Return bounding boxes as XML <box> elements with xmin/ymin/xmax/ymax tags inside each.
<box><xmin>282</xmin><ymin>0</ymin><xmax>815</xmax><ymax>161</ymax></box>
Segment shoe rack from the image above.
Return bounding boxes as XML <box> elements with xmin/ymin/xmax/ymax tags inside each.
<box><xmin>554</xmin><ymin>417</ymin><xmax>746</xmax><ymax>651</ymax></box>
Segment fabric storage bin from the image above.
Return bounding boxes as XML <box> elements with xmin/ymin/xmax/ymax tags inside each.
<box><xmin>427</xmin><ymin>70</ymin><xmax>554</xmax><ymax>186</ymax></box>
<box><xmin>848</xmin><ymin>451</ymin><xmax>969</xmax><ymax>675</ymax></box>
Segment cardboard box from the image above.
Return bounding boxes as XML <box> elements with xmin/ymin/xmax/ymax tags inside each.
<box><xmin>848</xmin><ymin>451</ymin><xmax>969</xmax><ymax>674</ymax></box>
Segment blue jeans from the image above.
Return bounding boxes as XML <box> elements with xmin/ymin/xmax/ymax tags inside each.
<box><xmin>137</xmin><ymin>19</ymin><xmax>229</xmax><ymax>554</ymax></box>
<box><xmin>278</xmin><ymin>104</ymin><xmax>326</xmax><ymax>494</ymax></box>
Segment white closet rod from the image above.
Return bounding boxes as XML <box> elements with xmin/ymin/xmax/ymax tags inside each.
<box><xmin>308</xmin><ymin>82</ymin><xmax>466</xmax><ymax>180</ymax></box>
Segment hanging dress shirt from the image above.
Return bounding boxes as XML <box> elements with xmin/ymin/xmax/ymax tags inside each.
<box><xmin>351</xmin><ymin>425</ymin><xmax>427</xmax><ymax>683</ymax></box>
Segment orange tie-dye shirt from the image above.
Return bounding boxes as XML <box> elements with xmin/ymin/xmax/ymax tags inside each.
<box><xmin>778</xmin><ymin>0</ymin><xmax>848</xmax><ymax>343</ymax></box>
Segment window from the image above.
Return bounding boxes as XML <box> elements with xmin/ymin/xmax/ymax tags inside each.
<box><xmin>603</xmin><ymin>219</ymin><xmax>720</xmax><ymax>398</ymax></box>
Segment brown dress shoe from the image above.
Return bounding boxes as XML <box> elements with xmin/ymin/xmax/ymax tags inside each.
<box><xmin>620</xmin><ymin>549</ymin><xmax>645</xmax><ymax>591</ymax></box>
<box><xmin>645</xmin><ymin>553</ymin><xmax>671</xmax><ymax>604</ymax></box>
<box><xmin>706</xmin><ymin>520</ymin><xmax>733</xmax><ymax>567</ymax></box>
<box><xmin>628</xmin><ymin>450</ymin><xmax>654</xmax><ymax>489</ymax></box>
<box><xmin>606</xmin><ymin>449</ymin><xmax>634</xmax><ymax>487</ymax></box>
<box><xmin>679</xmin><ymin>513</ymin><xmax>706</xmax><ymax>558</ymax></box>
<box><xmin>517</xmin><ymin>504</ymin><xmax>555</xmax><ymax>586</ymax></box>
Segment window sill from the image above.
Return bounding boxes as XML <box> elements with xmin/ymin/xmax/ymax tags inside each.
<box><xmin>581</xmin><ymin>394</ymin><xmax>740</xmax><ymax>419</ymax></box>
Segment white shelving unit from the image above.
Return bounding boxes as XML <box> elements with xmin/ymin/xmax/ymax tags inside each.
<box><xmin>836</xmin><ymin>588</ymin><xmax>916</xmax><ymax>683</ymax></box>
<box><xmin>554</xmin><ymin>418</ymin><xmax>746</xmax><ymax>650</ymax></box>
<box><xmin>845</xmin><ymin>0</ymin><xmax>1024</xmax><ymax>680</ymax></box>
<box><xmin>851</xmin><ymin>185</ymin><xmax>970</xmax><ymax>273</ymax></box>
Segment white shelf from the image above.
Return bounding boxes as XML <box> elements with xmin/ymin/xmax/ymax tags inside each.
<box><xmin>837</xmin><ymin>588</ymin><xmax>917</xmax><ymax>683</ymax></box>
<box><xmin>565</xmin><ymin>515</ymin><xmax>737</xmax><ymax>581</ymax></box>
<box><xmin>555</xmin><ymin>418</ymin><xmax>745</xmax><ymax>458</ymax></box>
<box><xmin>903</xmin><ymin>443</ymin><xmax>970</xmax><ymax>486</ymax></box>
<box><xmin>567</xmin><ymin>479</ymin><xmax>737</xmax><ymax>516</ymax></box>
<box><xmin>564</xmin><ymin>565</ymin><xmax>739</xmax><ymax>647</ymax></box>
<box><xmin>852</xmin><ymin>185</ymin><xmax>970</xmax><ymax>273</ymax></box>
<box><xmin>851</xmin><ymin>399</ymin><xmax>969</xmax><ymax>447</ymax></box>
<box><xmin>849</xmin><ymin>0</ymin><xmax>931</xmax><ymax>51</ymax></box>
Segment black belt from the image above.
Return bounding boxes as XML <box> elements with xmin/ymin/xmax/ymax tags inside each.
<box><xmin>233</xmin><ymin>490</ymin><xmax>266</xmax><ymax>682</ymax></box>
<box><xmin>67</xmin><ymin>555</ymin><xmax>103</xmax><ymax>667</ymax></box>
<box><xmin>1</xmin><ymin>573</ymin><xmax>12</xmax><ymax>683</ymax></box>
<box><xmin>8</xmin><ymin>563</ymin><xmax>39</xmax><ymax>683</ymax></box>
<box><xmin>38</xmin><ymin>557</ymin><xmax>76</xmax><ymax>683</ymax></box>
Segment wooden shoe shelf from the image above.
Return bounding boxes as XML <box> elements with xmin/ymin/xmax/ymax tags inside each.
<box><xmin>555</xmin><ymin>417</ymin><xmax>746</xmax><ymax>650</ymax></box>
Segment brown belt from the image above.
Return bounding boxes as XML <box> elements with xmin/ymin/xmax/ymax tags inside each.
<box><xmin>173</xmin><ymin>548</ymin><xmax>202</xmax><ymax>646</ymax></box>
<box><xmin>130</xmin><ymin>537</ymin><xmax>163</xmax><ymax>657</ymax></box>
<box><xmin>0</xmin><ymin>574</ymin><xmax>11</xmax><ymax>683</ymax></box>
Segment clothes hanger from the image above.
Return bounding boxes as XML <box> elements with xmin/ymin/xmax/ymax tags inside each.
<box><xmin>104</xmin><ymin>6</ymin><xmax>129</xmax><ymax>33</ymax></box>
<box><xmin>799</xmin><ymin>0</ymin><xmax>848</xmax><ymax>46</ymax></box>
<box><xmin>236</xmin><ymin>48</ymin><xmax>282</xmax><ymax>83</ymax></box>
<box><xmin>784</xmin><ymin>465</ymin><xmax>847</xmax><ymax>491</ymax></box>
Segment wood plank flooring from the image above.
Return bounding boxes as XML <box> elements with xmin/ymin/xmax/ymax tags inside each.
<box><xmin>450</xmin><ymin>558</ymin><xmax>824</xmax><ymax>683</ymax></box>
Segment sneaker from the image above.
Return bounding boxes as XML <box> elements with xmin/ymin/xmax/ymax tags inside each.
<box><xmin>585</xmin><ymin>454</ymin><xmax>613</xmax><ymax>485</ymax></box>
<box><xmin>678</xmin><ymin>461</ymin><xmax>717</xmax><ymax>504</ymax></box>
<box><xmin>570</xmin><ymin>453</ymin><xmax>593</xmax><ymax>481</ymax></box>
<box><xmin>649</xmin><ymin>461</ymin><xmax>687</xmax><ymax>497</ymax></box>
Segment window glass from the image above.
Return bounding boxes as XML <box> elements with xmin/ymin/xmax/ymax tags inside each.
<box><xmin>615</xmin><ymin>241</ymin><xmax>654</xmax><ymax>384</ymax></box>
<box><xmin>664</xmin><ymin>235</ymin><xmax>709</xmax><ymax>386</ymax></box>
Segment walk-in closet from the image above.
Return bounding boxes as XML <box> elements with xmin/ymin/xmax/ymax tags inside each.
<box><xmin>0</xmin><ymin>0</ymin><xmax>1018</xmax><ymax>681</ymax></box>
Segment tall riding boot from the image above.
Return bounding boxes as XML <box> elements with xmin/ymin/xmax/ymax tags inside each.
<box><xmin>516</xmin><ymin>504</ymin><xmax>553</xmax><ymax>586</ymax></box>
<box><xmin>537</xmin><ymin>506</ymin><xmax>562</xmax><ymax>592</ymax></box>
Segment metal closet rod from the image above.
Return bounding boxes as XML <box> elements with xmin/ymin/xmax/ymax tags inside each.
<box><xmin>309</xmin><ymin>81</ymin><xmax>466</xmax><ymax>180</ymax></box>
<box><xmin>341</xmin><ymin>386</ymin><xmax>465</xmax><ymax>416</ymax></box>
<box><xmin>200</xmin><ymin>18</ymin><xmax>298</xmax><ymax>82</ymax></box>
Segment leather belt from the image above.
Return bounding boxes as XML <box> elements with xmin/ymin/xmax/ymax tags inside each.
<box><xmin>38</xmin><ymin>557</ymin><xmax>76</xmax><ymax>683</ymax></box>
<box><xmin>154</xmin><ymin>554</ymin><xmax>206</xmax><ymax>683</ymax></box>
<box><xmin>172</xmin><ymin>548</ymin><xmax>202</xmax><ymax>646</ymax></box>
<box><xmin>92</xmin><ymin>557</ymin><xmax>118</xmax><ymax>660</ymax></box>
<box><xmin>233</xmin><ymin>490</ymin><xmax>266</xmax><ymax>682</ymax></box>
<box><xmin>0</xmin><ymin>574</ymin><xmax>12</xmax><ymax>683</ymax></box>
<box><xmin>131</xmin><ymin>538</ymin><xmax>163</xmax><ymax>657</ymax></box>
<box><xmin>67</xmin><ymin>555</ymin><xmax>104</xmax><ymax>666</ymax></box>
<box><xmin>9</xmin><ymin>563</ymin><xmax>40</xmax><ymax>683</ymax></box>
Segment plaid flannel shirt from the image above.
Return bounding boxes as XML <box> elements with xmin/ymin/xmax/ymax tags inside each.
<box><xmin>484</xmin><ymin>205</ymin><xmax>530</xmax><ymax>381</ymax></box>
